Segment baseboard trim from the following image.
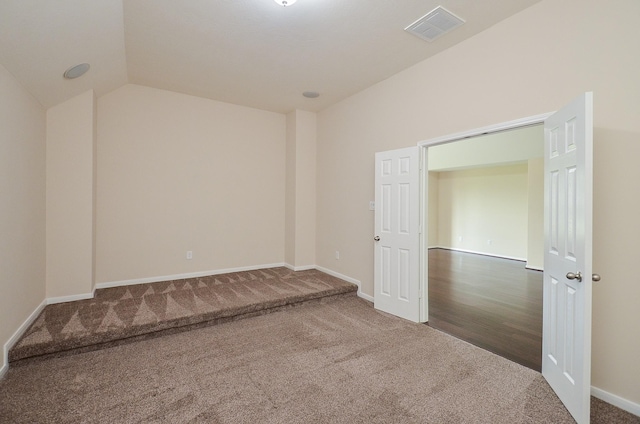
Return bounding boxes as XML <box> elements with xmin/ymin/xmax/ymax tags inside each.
<box><xmin>46</xmin><ymin>291</ymin><xmax>95</xmax><ymax>305</ymax></box>
<box><xmin>592</xmin><ymin>386</ymin><xmax>640</xmax><ymax>417</ymax></box>
<box><xmin>2</xmin><ymin>298</ymin><xmax>47</xmax><ymax>379</ymax></box>
<box><xmin>433</xmin><ymin>247</ymin><xmax>526</xmax><ymax>263</ymax></box>
<box><xmin>525</xmin><ymin>265</ymin><xmax>544</xmax><ymax>272</ymax></box>
<box><xmin>284</xmin><ymin>263</ymin><xmax>316</xmax><ymax>272</ymax></box>
<box><xmin>95</xmin><ymin>263</ymin><xmax>287</xmax><ymax>289</ymax></box>
<box><xmin>314</xmin><ymin>266</ymin><xmax>373</xmax><ymax>302</ymax></box>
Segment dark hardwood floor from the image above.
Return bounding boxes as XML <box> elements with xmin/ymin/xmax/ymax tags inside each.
<box><xmin>428</xmin><ymin>248</ymin><xmax>543</xmax><ymax>371</ymax></box>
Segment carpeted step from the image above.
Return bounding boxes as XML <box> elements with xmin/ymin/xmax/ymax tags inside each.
<box><xmin>9</xmin><ymin>267</ymin><xmax>358</xmax><ymax>364</ymax></box>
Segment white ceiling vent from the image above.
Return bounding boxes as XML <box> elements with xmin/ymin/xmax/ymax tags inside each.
<box><xmin>405</xmin><ymin>6</ymin><xmax>465</xmax><ymax>42</ymax></box>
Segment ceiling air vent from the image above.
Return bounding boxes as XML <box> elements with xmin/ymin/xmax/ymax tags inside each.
<box><xmin>405</xmin><ymin>6</ymin><xmax>465</xmax><ymax>42</ymax></box>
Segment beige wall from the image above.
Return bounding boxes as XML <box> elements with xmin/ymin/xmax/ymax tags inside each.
<box><xmin>527</xmin><ymin>158</ymin><xmax>544</xmax><ymax>270</ymax></box>
<box><xmin>293</xmin><ymin>110</ymin><xmax>317</xmax><ymax>268</ymax></box>
<box><xmin>316</xmin><ymin>0</ymin><xmax>640</xmax><ymax>404</ymax></box>
<box><xmin>96</xmin><ymin>84</ymin><xmax>286</xmax><ymax>284</ymax></box>
<box><xmin>436</xmin><ymin>164</ymin><xmax>529</xmax><ymax>259</ymax></box>
<box><xmin>0</xmin><ymin>64</ymin><xmax>46</xmax><ymax>372</ymax></box>
<box><xmin>285</xmin><ymin>111</ymin><xmax>297</xmax><ymax>266</ymax></box>
<box><xmin>428</xmin><ymin>125</ymin><xmax>543</xmax><ymax>171</ymax></box>
<box><xmin>285</xmin><ymin>110</ymin><xmax>317</xmax><ymax>268</ymax></box>
<box><xmin>46</xmin><ymin>90</ymin><xmax>96</xmax><ymax>298</ymax></box>
<box><xmin>427</xmin><ymin>171</ymin><xmax>439</xmax><ymax>247</ymax></box>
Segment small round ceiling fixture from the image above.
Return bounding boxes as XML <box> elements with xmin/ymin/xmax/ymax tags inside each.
<box><xmin>63</xmin><ymin>63</ymin><xmax>90</xmax><ymax>79</ymax></box>
<box><xmin>274</xmin><ymin>0</ymin><xmax>297</xmax><ymax>6</ymax></box>
<box><xmin>303</xmin><ymin>91</ymin><xmax>320</xmax><ymax>98</ymax></box>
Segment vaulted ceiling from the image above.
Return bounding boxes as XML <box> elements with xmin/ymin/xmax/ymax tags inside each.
<box><xmin>0</xmin><ymin>0</ymin><xmax>540</xmax><ymax>113</ymax></box>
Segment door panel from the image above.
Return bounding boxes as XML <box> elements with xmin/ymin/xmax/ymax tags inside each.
<box><xmin>542</xmin><ymin>92</ymin><xmax>593</xmax><ymax>424</ymax></box>
<box><xmin>374</xmin><ymin>146</ymin><xmax>420</xmax><ymax>322</ymax></box>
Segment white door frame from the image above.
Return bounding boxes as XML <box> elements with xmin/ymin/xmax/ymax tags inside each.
<box><xmin>417</xmin><ymin>112</ymin><xmax>553</xmax><ymax>322</ymax></box>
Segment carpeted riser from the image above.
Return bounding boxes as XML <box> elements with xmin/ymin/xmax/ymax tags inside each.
<box><xmin>11</xmin><ymin>291</ymin><xmax>357</xmax><ymax>367</ymax></box>
<box><xmin>9</xmin><ymin>267</ymin><xmax>358</xmax><ymax>364</ymax></box>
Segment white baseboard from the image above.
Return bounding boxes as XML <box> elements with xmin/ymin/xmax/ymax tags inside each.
<box><xmin>432</xmin><ymin>247</ymin><xmax>526</xmax><ymax>263</ymax></box>
<box><xmin>525</xmin><ymin>265</ymin><xmax>544</xmax><ymax>271</ymax></box>
<box><xmin>592</xmin><ymin>386</ymin><xmax>640</xmax><ymax>417</ymax></box>
<box><xmin>2</xmin><ymin>298</ymin><xmax>47</xmax><ymax>378</ymax></box>
<box><xmin>46</xmin><ymin>291</ymin><xmax>95</xmax><ymax>305</ymax></box>
<box><xmin>95</xmin><ymin>262</ymin><xmax>287</xmax><ymax>289</ymax></box>
<box><xmin>314</xmin><ymin>266</ymin><xmax>373</xmax><ymax>302</ymax></box>
<box><xmin>284</xmin><ymin>263</ymin><xmax>316</xmax><ymax>272</ymax></box>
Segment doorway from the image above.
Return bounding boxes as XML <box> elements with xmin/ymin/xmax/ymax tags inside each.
<box><xmin>377</xmin><ymin>94</ymin><xmax>594</xmax><ymax>423</ymax></box>
<box><xmin>425</xmin><ymin>125</ymin><xmax>544</xmax><ymax>371</ymax></box>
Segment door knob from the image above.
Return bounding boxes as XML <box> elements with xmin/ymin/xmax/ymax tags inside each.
<box><xmin>374</xmin><ymin>236</ymin><xmax>380</xmax><ymax>241</ymax></box>
<box><xmin>592</xmin><ymin>274</ymin><xmax>601</xmax><ymax>282</ymax></box>
<box><xmin>566</xmin><ymin>272</ymin><xmax>583</xmax><ymax>282</ymax></box>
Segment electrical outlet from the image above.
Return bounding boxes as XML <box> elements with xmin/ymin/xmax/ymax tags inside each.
<box><xmin>335</xmin><ymin>251</ymin><xmax>340</xmax><ymax>260</ymax></box>
<box><xmin>186</xmin><ymin>251</ymin><xmax>193</xmax><ymax>260</ymax></box>
<box><xmin>369</xmin><ymin>201</ymin><xmax>375</xmax><ymax>211</ymax></box>
<box><xmin>487</xmin><ymin>239</ymin><xmax>492</xmax><ymax>245</ymax></box>
<box><xmin>458</xmin><ymin>236</ymin><xmax>463</xmax><ymax>242</ymax></box>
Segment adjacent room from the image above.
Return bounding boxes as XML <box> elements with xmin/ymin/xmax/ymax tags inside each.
<box><xmin>1</xmin><ymin>0</ymin><xmax>639</xmax><ymax>422</ymax></box>
<box><xmin>426</xmin><ymin>126</ymin><xmax>545</xmax><ymax>371</ymax></box>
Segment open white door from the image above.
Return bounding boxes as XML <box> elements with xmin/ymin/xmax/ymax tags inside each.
<box><xmin>374</xmin><ymin>146</ymin><xmax>420</xmax><ymax>322</ymax></box>
<box><xmin>542</xmin><ymin>92</ymin><xmax>594</xmax><ymax>424</ymax></box>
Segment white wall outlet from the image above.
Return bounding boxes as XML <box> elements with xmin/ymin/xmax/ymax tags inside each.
<box><xmin>186</xmin><ymin>251</ymin><xmax>193</xmax><ymax>260</ymax></box>
<box><xmin>487</xmin><ymin>239</ymin><xmax>492</xmax><ymax>245</ymax></box>
<box><xmin>458</xmin><ymin>236</ymin><xmax>463</xmax><ymax>242</ymax></box>
<box><xmin>369</xmin><ymin>201</ymin><xmax>375</xmax><ymax>211</ymax></box>
<box><xmin>335</xmin><ymin>250</ymin><xmax>340</xmax><ymax>260</ymax></box>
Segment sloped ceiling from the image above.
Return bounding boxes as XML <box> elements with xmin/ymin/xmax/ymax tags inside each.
<box><xmin>0</xmin><ymin>0</ymin><xmax>540</xmax><ymax>113</ymax></box>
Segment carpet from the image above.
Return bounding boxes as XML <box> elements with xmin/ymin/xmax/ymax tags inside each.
<box><xmin>1</xmin><ymin>296</ymin><xmax>637</xmax><ymax>423</ymax></box>
<box><xmin>9</xmin><ymin>267</ymin><xmax>357</xmax><ymax>363</ymax></box>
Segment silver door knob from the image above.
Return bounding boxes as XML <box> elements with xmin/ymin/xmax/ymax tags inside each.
<box><xmin>566</xmin><ymin>272</ymin><xmax>583</xmax><ymax>282</ymax></box>
<box><xmin>592</xmin><ymin>274</ymin><xmax>601</xmax><ymax>282</ymax></box>
<box><xmin>374</xmin><ymin>236</ymin><xmax>380</xmax><ymax>241</ymax></box>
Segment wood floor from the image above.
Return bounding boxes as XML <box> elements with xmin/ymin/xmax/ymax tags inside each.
<box><xmin>428</xmin><ymin>248</ymin><xmax>543</xmax><ymax>371</ymax></box>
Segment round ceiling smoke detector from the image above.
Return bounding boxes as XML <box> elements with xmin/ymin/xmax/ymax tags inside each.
<box><xmin>63</xmin><ymin>63</ymin><xmax>90</xmax><ymax>79</ymax></box>
<box><xmin>274</xmin><ymin>0</ymin><xmax>297</xmax><ymax>6</ymax></box>
<box><xmin>303</xmin><ymin>91</ymin><xmax>319</xmax><ymax>98</ymax></box>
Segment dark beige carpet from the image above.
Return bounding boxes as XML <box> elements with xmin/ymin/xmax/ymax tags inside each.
<box><xmin>1</xmin><ymin>296</ymin><xmax>637</xmax><ymax>423</ymax></box>
<box><xmin>10</xmin><ymin>267</ymin><xmax>357</xmax><ymax>363</ymax></box>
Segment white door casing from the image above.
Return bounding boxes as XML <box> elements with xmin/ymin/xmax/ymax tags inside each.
<box><xmin>542</xmin><ymin>92</ymin><xmax>594</xmax><ymax>424</ymax></box>
<box><xmin>374</xmin><ymin>146</ymin><xmax>420</xmax><ymax>322</ymax></box>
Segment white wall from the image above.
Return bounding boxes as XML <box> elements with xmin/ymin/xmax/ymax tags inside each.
<box><xmin>0</xmin><ymin>64</ymin><xmax>46</xmax><ymax>374</ymax></box>
<box><xmin>316</xmin><ymin>0</ymin><xmax>640</xmax><ymax>405</ymax></box>
<box><xmin>436</xmin><ymin>164</ymin><xmax>529</xmax><ymax>259</ymax></box>
<box><xmin>46</xmin><ymin>90</ymin><xmax>96</xmax><ymax>299</ymax></box>
<box><xmin>96</xmin><ymin>84</ymin><xmax>286</xmax><ymax>284</ymax></box>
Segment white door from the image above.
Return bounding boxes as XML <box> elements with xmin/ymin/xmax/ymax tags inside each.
<box><xmin>374</xmin><ymin>146</ymin><xmax>420</xmax><ymax>322</ymax></box>
<box><xmin>542</xmin><ymin>92</ymin><xmax>594</xmax><ymax>424</ymax></box>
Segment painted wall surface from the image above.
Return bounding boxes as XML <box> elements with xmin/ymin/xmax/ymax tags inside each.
<box><xmin>427</xmin><ymin>172</ymin><xmax>439</xmax><ymax>247</ymax></box>
<box><xmin>436</xmin><ymin>164</ymin><xmax>529</xmax><ymax>259</ymax></box>
<box><xmin>285</xmin><ymin>110</ymin><xmax>317</xmax><ymax>269</ymax></box>
<box><xmin>285</xmin><ymin>111</ymin><xmax>296</xmax><ymax>266</ymax></box>
<box><xmin>527</xmin><ymin>158</ymin><xmax>544</xmax><ymax>270</ymax></box>
<box><xmin>96</xmin><ymin>84</ymin><xmax>286</xmax><ymax>284</ymax></box>
<box><xmin>0</xmin><ymin>64</ymin><xmax>46</xmax><ymax>372</ymax></box>
<box><xmin>316</xmin><ymin>0</ymin><xmax>640</xmax><ymax>404</ymax></box>
<box><xmin>46</xmin><ymin>90</ymin><xmax>96</xmax><ymax>298</ymax></box>
<box><xmin>293</xmin><ymin>110</ymin><xmax>317</xmax><ymax>268</ymax></box>
<box><xmin>428</xmin><ymin>125</ymin><xmax>543</xmax><ymax>171</ymax></box>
